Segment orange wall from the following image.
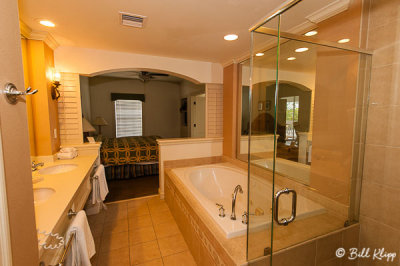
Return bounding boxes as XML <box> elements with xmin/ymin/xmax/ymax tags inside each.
<box><xmin>21</xmin><ymin>39</ymin><xmax>60</xmax><ymax>156</ymax></box>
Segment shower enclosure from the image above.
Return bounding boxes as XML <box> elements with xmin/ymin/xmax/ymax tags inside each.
<box><xmin>241</xmin><ymin>0</ymin><xmax>372</xmax><ymax>263</ymax></box>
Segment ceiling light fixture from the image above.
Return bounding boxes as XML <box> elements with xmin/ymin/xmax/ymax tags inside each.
<box><xmin>255</xmin><ymin>52</ymin><xmax>264</xmax><ymax>57</ymax></box>
<box><xmin>304</xmin><ymin>31</ymin><xmax>318</xmax><ymax>36</ymax></box>
<box><xmin>338</xmin><ymin>38</ymin><xmax>350</xmax><ymax>44</ymax></box>
<box><xmin>295</xmin><ymin>47</ymin><xmax>309</xmax><ymax>53</ymax></box>
<box><xmin>224</xmin><ymin>34</ymin><xmax>238</xmax><ymax>41</ymax></box>
<box><xmin>287</xmin><ymin>57</ymin><xmax>296</xmax><ymax>61</ymax></box>
<box><xmin>39</xmin><ymin>20</ymin><xmax>55</xmax><ymax>27</ymax></box>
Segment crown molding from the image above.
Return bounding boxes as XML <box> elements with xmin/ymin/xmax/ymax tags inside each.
<box><xmin>19</xmin><ymin>20</ymin><xmax>59</xmax><ymax>50</ymax></box>
<box><xmin>306</xmin><ymin>0</ymin><xmax>350</xmax><ymax>24</ymax></box>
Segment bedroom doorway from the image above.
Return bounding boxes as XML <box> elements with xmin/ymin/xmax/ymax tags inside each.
<box><xmin>79</xmin><ymin>70</ymin><xmax>206</xmax><ymax>202</ymax></box>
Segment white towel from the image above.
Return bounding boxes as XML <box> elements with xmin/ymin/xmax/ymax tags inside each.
<box><xmin>57</xmin><ymin>147</ymin><xmax>78</xmax><ymax>160</ymax></box>
<box><xmin>92</xmin><ymin>165</ymin><xmax>109</xmax><ymax>204</ymax></box>
<box><xmin>65</xmin><ymin>211</ymin><xmax>95</xmax><ymax>266</ymax></box>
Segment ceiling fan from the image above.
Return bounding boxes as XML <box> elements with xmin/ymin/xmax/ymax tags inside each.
<box><xmin>131</xmin><ymin>71</ymin><xmax>169</xmax><ymax>82</ymax></box>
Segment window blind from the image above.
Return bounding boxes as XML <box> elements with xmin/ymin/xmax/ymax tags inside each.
<box><xmin>115</xmin><ymin>100</ymin><xmax>143</xmax><ymax>138</ymax></box>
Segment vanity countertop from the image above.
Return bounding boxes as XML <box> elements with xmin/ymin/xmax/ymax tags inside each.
<box><xmin>32</xmin><ymin>155</ymin><xmax>97</xmax><ymax>248</ymax></box>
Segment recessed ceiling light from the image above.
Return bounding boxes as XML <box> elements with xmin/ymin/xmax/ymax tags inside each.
<box><xmin>287</xmin><ymin>57</ymin><xmax>296</xmax><ymax>61</ymax></box>
<box><xmin>338</xmin><ymin>38</ymin><xmax>350</xmax><ymax>44</ymax></box>
<box><xmin>295</xmin><ymin>47</ymin><xmax>309</xmax><ymax>53</ymax></box>
<box><xmin>255</xmin><ymin>52</ymin><xmax>264</xmax><ymax>57</ymax></box>
<box><xmin>224</xmin><ymin>34</ymin><xmax>238</xmax><ymax>41</ymax></box>
<box><xmin>304</xmin><ymin>31</ymin><xmax>318</xmax><ymax>36</ymax></box>
<box><xmin>39</xmin><ymin>20</ymin><xmax>55</xmax><ymax>27</ymax></box>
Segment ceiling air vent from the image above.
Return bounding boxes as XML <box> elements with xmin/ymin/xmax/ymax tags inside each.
<box><xmin>120</xmin><ymin>12</ymin><xmax>146</xmax><ymax>28</ymax></box>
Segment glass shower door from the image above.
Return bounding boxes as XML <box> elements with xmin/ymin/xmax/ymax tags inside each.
<box><xmin>247</xmin><ymin>4</ymin><xmax>372</xmax><ymax>264</ymax></box>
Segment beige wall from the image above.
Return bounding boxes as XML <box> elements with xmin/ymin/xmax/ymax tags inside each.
<box><xmin>0</xmin><ymin>0</ymin><xmax>39</xmax><ymax>263</ymax></box>
<box><xmin>54</xmin><ymin>46</ymin><xmax>223</xmax><ymax>84</ymax></box>
<box><xmin>359</xmin><ymin>0</ymin><xmax>400</xmax><ymax>264</ymax></box>
<box><xmin>223</xmin><ymin>64</ymin><xmax>238</xmax><ymax>158</ymax></box>
<box><xmin>88</xmin><ymin>76</ymin><xmax>181</xmax><ymax>138</ymax></box>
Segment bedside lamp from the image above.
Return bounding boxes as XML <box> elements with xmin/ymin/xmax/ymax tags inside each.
<box><xmin>82</xmin><ymin>117</ymin><xmax>96</xmax><ymax>141</ymax></box>
<box><xmin>93</xmin><ymin>116</ymin><xmax>108</xmax><ymax>135</ymax></box>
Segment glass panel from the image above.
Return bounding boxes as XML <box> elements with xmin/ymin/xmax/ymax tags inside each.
<box><xmin>247</xmin><ymin>5</ymin><xmax>372</xmax><ymax>266</ymax></box>
<box><xmin>246</xmin><ymin>15</ymin><xmax>280</xmax><ymax>263</ymax></box>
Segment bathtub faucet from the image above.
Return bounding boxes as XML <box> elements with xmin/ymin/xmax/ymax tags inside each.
<box><xmin>231</xmin><ymin>185</ymin><xmax>243</xmax><ymax>220</ymax></box>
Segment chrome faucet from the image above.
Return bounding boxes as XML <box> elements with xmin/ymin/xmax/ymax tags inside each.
<box><xmin>231</xmin><ymin>185</ymin><xmax>243</xmax><ymax>220</ymax></box>
<box><xmin>32</xmin><ymin>161</ymin><xmax>44</xmax><ymax>171</ymax></box>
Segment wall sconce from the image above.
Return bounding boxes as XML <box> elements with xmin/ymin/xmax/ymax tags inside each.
<box><xmin>51</xmin><ymin>70</ymin><xmax>61</xmax><ymax>100</ymax></box>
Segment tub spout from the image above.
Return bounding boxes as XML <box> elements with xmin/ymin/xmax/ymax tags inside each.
<box><xmin>231</xmin><ymin>185</ymin><xmax>243</xmax><ymax>220</ymax></box>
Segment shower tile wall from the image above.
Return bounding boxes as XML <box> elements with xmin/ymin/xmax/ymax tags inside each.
<box><xmin>360</xmin><ymin>0</ymin><xmax>400</xmax><ymax>265</ymax></box>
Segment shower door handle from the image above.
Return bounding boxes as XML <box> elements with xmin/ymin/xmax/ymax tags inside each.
<box><xmin>274</xmin><ymin>188</ymin><xmax>297</xmax><ymax>226</ymax></box>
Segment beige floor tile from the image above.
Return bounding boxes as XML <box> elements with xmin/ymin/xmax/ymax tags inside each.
<box><xmin>129</xmin><ymin>226</ymin><xmax>157</xmax><ymax>245</ymax></box>
<box><xmin>149</xmin><ymin>201</ymin><xmax>169</xmax><ymax>213</ymax></box>
<box><xmin>129</xmin><ymin>214</ymin><xmax>153</xmax><ymax>230</ymax></box>
<box><xmin>128</xmin><ymin>204</ymin><xmax>150</xmax><ymax>219</ymax></box>
<box><xmin>97</xmin><ymin>247</ymin><xmax>130</xmax><ymax>266</ymax></box>
<box><xmin>136</xmin><ymin>258</ymin><xmax>164</xmax><ymax>266</ymax></box>
<box><xmin>150</xmin><ymin>210</ymin><xmax>174</xmax><ymax>225</ymax></box>
<box><xmin>103</xmin><ymin>217</ymin><xmax>129</xmax><ymax>234</ymax></box>
<box><xmin>163</xmin><ymin>251</ymin><xmax>196</xmax><ymax>266</ymax></box>
<box><xmin>130</xmin><ymin>240</ymin><xmax>161</xmax><ymax>265</ymax></box>
<box><xmin>128</xmin><ymin>198</ymin><xmax>150</xmax><ymax>209</ymax></box>
<box><xmin>90</xmin><ymin>221</ymin><xmax>105</xmax><ymax>238</ymax></box>
<box><xmin>158</xmin><ymin>234</ymin><xmax>188</xmax><ymax>257</ymax></box>
<box><xmin>100</xmin><ymin>231</ymin><xmax>129</xmax><ymax>253</ymax></box>
<box><xmin>88</xmin><ymin>211</ymin><xmax>106</xmax><ymax>226</ymax></box>
<box><xmin>153</xmin><ymin>221</ymin><xmax>180</xmax><ymax>239</ymax></box>
<box><xmin>105</xmin><ymin>204</ymin><xmax>128</xmax><ymax>222</ymax></box>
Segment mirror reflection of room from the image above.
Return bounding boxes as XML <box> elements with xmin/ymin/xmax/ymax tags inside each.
<box><xmin>239</xmin><ymin>38</ymin><xmax>317</xmax><ymax>185</ymax></box>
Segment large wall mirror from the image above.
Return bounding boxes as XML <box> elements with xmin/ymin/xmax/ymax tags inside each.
<box><xmin>238</xmin><ymin>39</ymin><xmax>316</xmax><ymax>186</ymax></box>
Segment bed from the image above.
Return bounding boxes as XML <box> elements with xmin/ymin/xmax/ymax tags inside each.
<box><xmin>97</xmin><ymin>135</ymin><xmax>161</xmax><ymax>180</ymax></box>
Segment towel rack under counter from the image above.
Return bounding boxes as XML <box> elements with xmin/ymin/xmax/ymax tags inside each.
<box><xmin>54</xmin><ymin>231</ymin><xmax>76</xmax><ymax>266</ymax></box>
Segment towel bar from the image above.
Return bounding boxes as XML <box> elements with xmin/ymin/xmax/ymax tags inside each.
<box><xmin>53</xmin><ymin>231</ymin><xmax>75</xmax><ymax>266</ymax></box>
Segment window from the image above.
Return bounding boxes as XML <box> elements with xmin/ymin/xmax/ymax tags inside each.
<box><xmin>114</xmin><ymin>100</ymin><xmax>143</xmax><ymax>137</ymax></box>
<box><xmin>281</xmin><ymin>96</ymin><xmax>299</xmax><ymax>141</ymax></box>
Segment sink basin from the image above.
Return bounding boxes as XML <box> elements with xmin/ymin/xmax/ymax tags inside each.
<box><xmin>33</xmin><ymin>188</ymin><xmax>55</xmax><ymax>204</ymax></box>
<box><xmin>32</xmin><ymin>176</ymin><xmax>44</xmax><ymax>184</ymax></box>
<box><xmin>38</xmin><ymin>164</ymin><xmax>78</xmax><ymax>175</ymax></box>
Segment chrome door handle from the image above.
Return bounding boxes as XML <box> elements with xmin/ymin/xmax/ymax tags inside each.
<box><xmin>274</xmin><ymin>188</ymin><xmax>297</xmax><ymax>226</ymax></box>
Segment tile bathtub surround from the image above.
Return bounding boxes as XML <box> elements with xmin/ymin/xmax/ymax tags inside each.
<box><xmin>359</xmin><ymin>0</ymin><xmax>400</xmax><ymax>265</ymax></box>
<box><xmin>87</xmin><ymin>196</ymin><xmax>196</xmax><ymax>266</ymax></box>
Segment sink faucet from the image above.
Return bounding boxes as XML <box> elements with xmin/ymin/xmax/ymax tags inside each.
<box><xmin>32</xmin><ymin>161</ymin><xmax>44</xmax><ymax>171</ymax></box>
<box><xmin>231</xmin><ymin>185</ymin><xmax>243</xmax><ymax>220</ymax></box>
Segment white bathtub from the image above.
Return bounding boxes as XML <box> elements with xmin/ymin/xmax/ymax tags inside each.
<box><xmin>252</xmin><ymin>158</ymin><xmax>311</xmax><ymax>184</ymax></box>
<box><xmin>172</xmin><ymin>164</ymin><xmax>324</xmax><ymax>239</ymax></box>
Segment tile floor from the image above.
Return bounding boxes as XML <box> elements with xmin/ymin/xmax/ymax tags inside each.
<box><xmin>88</xmin><ymin>195</ymin><xmax>197</xmax><ymax>266</ymax></box>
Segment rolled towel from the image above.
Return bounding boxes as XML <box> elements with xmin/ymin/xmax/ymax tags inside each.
<box><xmin>65</xmin><ymin>210</ymin><xmax>95</xmax><ymax>266</ymax></box>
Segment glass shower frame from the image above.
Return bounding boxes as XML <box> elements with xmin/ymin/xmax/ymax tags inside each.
<box><xmin>246</xmin><ymin>1</ymin><xmax>372</xmax><ymax>263</ymax></box>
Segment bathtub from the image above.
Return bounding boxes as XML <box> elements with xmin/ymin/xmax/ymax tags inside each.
<box><xmin>172</xmin><ymin>164</ymin><xmax>325</xmax><ymax>239</ymax></box>
<box><xmin>252</xmin><ymin>158</ymin><xmax>311</xmax><ymax>184</ymax></box>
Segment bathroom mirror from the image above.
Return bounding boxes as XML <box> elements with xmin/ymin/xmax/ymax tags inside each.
<box><xmin>238</xmin><ymin>38</ymin><xmax>316</xmax><ymax>186</ymax></box>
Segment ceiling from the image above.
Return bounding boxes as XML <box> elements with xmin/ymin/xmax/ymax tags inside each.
<box><xmin>18</xmin><ymin>0</ymin><xmax>343</xmax><ymax>64</ymax></box>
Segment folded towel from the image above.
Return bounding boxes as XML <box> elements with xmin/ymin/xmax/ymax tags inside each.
<box><xmin>58</xmin><ymin>147</ymin><xmax>78</xmax><ymax>160</ymax></box>
<box><xmin>61</xmin><ymin>147</ymin><xmax>77</xmax><ymax>153</ymax></box>
<box><xmin>57</xmin><ymin>152</ymin><xmax>77</xmax><ymax>160</ymax></box>
<box><xmin>65</xmin><ymin>211</ymin><xmax>95</xmax><ymax>266</ymax></box>
<box><xmin>92</xmin><ymin>165</ymin><xmax>109</xmax><ymax>204</ymax></box>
